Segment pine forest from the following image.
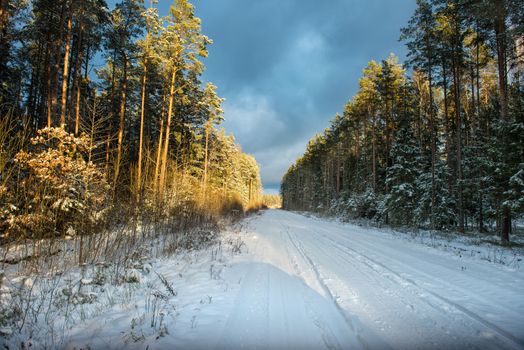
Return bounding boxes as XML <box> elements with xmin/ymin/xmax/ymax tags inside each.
<box><xmin>0</xmin><ymin>0</ymin><xmax>264</xmax><ymax>260</ymax></box>
<box><xmin>282</xmin><ymin>0</ymin><xmax>524</xmax><ymax>244</ymax></box>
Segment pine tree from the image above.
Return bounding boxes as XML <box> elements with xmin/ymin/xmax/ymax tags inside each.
<box><xmin>401</xmin><ymin>0</ymin><xmax>439</xmax><ymax>227</ymax></box>
<box><xmin>105</xmin><ymin>0</ymin><xmax>144</xmax><ymax>188</ymax></box>
<box><xmin>136</xmin><ymin>2</ymin><xmax>162</xmax><ymax>201</ymax></box>
<box><xmin>157</xmin><ymin>0</ymin><xmax>211</xmax><ymax>194</ymax></box>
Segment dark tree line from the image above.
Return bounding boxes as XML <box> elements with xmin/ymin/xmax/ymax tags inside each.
<box><xmin>281</xmin><ymin>0</ymin><xmax>524</xmax><ymax>243</ymax></box>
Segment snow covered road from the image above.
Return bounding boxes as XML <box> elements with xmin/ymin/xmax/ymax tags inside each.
<box><xmin>214</xmin><ymin>209</ymin><xmax>524</xmax><ymax>350</ymax></box>
<box><xmin>65</xmin><ymin>209</ymin><xmax>524</xmax><ymax>349</ymax></box>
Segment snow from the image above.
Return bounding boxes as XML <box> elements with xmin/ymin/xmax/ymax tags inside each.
<box><xmin>3</xmin><ymin>209</ymin><xmax>524</xmax><ymax>349</ymax></box>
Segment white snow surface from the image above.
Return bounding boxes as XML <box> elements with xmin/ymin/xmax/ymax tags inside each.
<box><xmin>21</xmin><ymin>210</ymin><xmax>524</xmax><ymax>349</ymax></box>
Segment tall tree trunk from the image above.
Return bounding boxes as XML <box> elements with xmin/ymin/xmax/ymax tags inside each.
<box><xmin>59</xmin><ymin>14</ymin><xmax>73</xmax><ymax>128</ymax></box>
<box><xmin>48</xmin><ymin>2</ymin><xmax>67</xmax><ymax>127</ymax></box>
<box><xmin>470</xmin><ymin>64</ymin><xmax>476</xmax><ymax>130</ymax></box>
<box><xmin>137</xmin><ymin>15</ymin><xmax>152</xmax><ymax>200</ymax></box>
<box><xmin>114</xmin><ymin>56</ymin><xmax>127</xmax><ymax>188</ymax></box>
<box><xmin>443</xmin><ymin>53</ymin><xmax>454</xmax><ymax>226</ymax></box>
<box><xmin>73</xmin><ymin>16</ymin><xmax>84</xmax><ymax>135</ymax></box>
<box><xmin>79</xmin><ymin>91</ymin><xmax>98</xmax><ymax>265</ymax></box>
<box><xmin>84</xmin><ymin>44</ymin><xmax>90</xmax><ymax>80</ymax></box>
<box><xmin>137</xmin><ymin>60</ymin><xmax>147</xmax><ymax>201</ymax></box>
<box><xmin>154</xmin><ymin>94</ymin><xmax>166</xmax><ymax>193</ymax></box>
<box><xmin>105</xmin><ymin>122</ymin><xmax>111</xmax><ymax>179</ymax></box>
<box><xmin>384</xmin><ymin>85</ymin><xmax>391</xmax><ymax>224</ymax></box>
<box><xmin>73</xmin><ymin>72</ymin><xmax>82</xmax><ymax>134</ymax></box>
<box><xmin>46</xmin><ymin>53</ymin><xmax>53</xmax><ymax>127</ymax></box>
<box><xmin>494</xmin><ymin>0</ymin><xmax>511</xmax><ymax>243</ymax></box>
<box><xmin>27</xmin><ymin>41</ymin><xmax>43</xmax><ymax>128</ymax></box>
<box><xmin>452</xmin><ymin>45</ymin><xmax>464</xmax><ymax>233</ymax></box>
<box><xmin>109</xmin><ymin>48</ymin><xmax>117</xmax><ymax>125</ymax></box>
<box><xmin>159</xmin><ymin>66</ymin><xmax>177</xmax><ymax>194</ymax></box>
<box><xmin>476</xmin><ymin>33</ymin><xmax>481</xmax><ymax>123</ymax></box>
<box><xmin>494</xmin><ymin>0</ymin><xmax>508</xmax><ymax>121</ymax></box>
<box><xmin>37</xmin><ymin>42</ymin><xmax>48</xmax><ymax>125</ymax></box>
<box><xmin>427</xmin><ymin>43</ymin><xmax>436</xmax><ymax>229</ymax></box>
<box><xmin>202</xmin><ymin>121</ymin><xmax>211</xmax><ymax>197</ymax></box>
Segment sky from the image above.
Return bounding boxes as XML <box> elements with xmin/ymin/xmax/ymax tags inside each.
<box><xmin>156</xmin><ymin>0</ymin><xmax>417</xmax><ymax>194</ymax></box>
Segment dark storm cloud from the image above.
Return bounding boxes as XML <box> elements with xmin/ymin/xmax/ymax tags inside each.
<box><xmin>155</xmin><ymin>0</ymin><xmax>417</xmax><ymax>193</ymax></box>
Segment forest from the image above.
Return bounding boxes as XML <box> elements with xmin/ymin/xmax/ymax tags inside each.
<box><xmin>0</xmin><ymin>0</ymin><xmax>263</xmax><ymax>266</ymax></box>
<box><xmin>1</xmin><ymin>1</ymin><xmax>524</xmax><ymax>348</ymax></box>
<box><xmin>281</xmin><ymin>0</ymin><xmax>524</xmax><ymax>243</ymax></box>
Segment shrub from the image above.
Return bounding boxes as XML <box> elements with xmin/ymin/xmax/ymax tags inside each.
<box><xmin>6</xmin><ymin>127</ymin><xmax>109</xmax><ymax>239</ymax></box>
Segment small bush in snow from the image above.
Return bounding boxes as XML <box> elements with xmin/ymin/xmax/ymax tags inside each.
<box><xmin>5</xmin><ymin>127</ymin><xmax>109</xmax><ymax>240</ymax></box>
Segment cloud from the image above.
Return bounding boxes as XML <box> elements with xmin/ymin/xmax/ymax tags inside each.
<box><xmin>221</xmin><ymin>91</ymin><xmax>308</xmax><ymax>191</ymax></box>
<box><xmin>222</xmin><ymin>91</ymin><xmax>286</xmax><ymax>152</ymax></box>
<box><xmin>253</xmin><ymin>140</ymin><xmax>312</xmax><ymax>190</ymax></box>
<box><xmin>153</xmin><ymin>0</ymin><xmax>417</xmax><ymax>193</ymax></box>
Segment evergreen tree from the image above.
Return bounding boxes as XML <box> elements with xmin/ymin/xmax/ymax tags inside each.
<box><xmin>384</xmin><ymin>103</ymin><xmax>423</xmax><ymax>226</ymax></box>
<box><xmin>157</xmin><ymin>0</ymin><xmax>211</xmax><ymax>194</ymax></box>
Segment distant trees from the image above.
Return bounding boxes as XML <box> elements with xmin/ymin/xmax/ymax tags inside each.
<box><xmin>0</xmin><ymin>0</ymin><xmax>262</xmax><ymax>244</ymax></box>
<box><xmin>282</xmin><ymin>0</ymin><xmax>524</xmax><ymax>243</ymax></box>
<box><xmin>261</xmin><ymin>194</ymin><xmax>282</xmax><ymax>209</ymax></box>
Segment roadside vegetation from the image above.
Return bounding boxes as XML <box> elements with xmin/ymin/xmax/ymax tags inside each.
<box><xmin>0</xmin><ymin>0</ymin><xmax>263</xmax><ymax>346</ymax></box>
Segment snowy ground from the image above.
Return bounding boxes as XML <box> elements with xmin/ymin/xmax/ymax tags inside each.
<box><xmin>3</xmin><ymin>209</ymin><xmax>524</xmax><ymax>349</ymax></box>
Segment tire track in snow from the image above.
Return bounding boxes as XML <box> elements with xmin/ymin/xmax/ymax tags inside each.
<box><xmin>217</xmin><ymin>212</ymin><xmax>363</xmax><ymax>350</ymax></box>
<box><xmin>283</xmin><ymin>220</ymin><xmax>449</xmax><ymax>349</ymax></box>
<box><xmin>308</xmin><ymin>222</ymin><xmax>524</xmax><ymax>350</ymax></box>
<box><xmin>279</xmin><ymin>226</ymin><xmax>331</xmax><ymax>349</ymax></box>
<box><xmin>278</xmin><ymin>223</ymin><xmax>347</xmax><ymax>350</ymax></box>
<box><xmin>321</xmin><ymin>223</ymin><xmax>523</xmax><ymax>315</ymax></box>
<box><xmin>280</xmin><ymin>220</ymin><xmax>392</xmax><ymax>350</ymax></box>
